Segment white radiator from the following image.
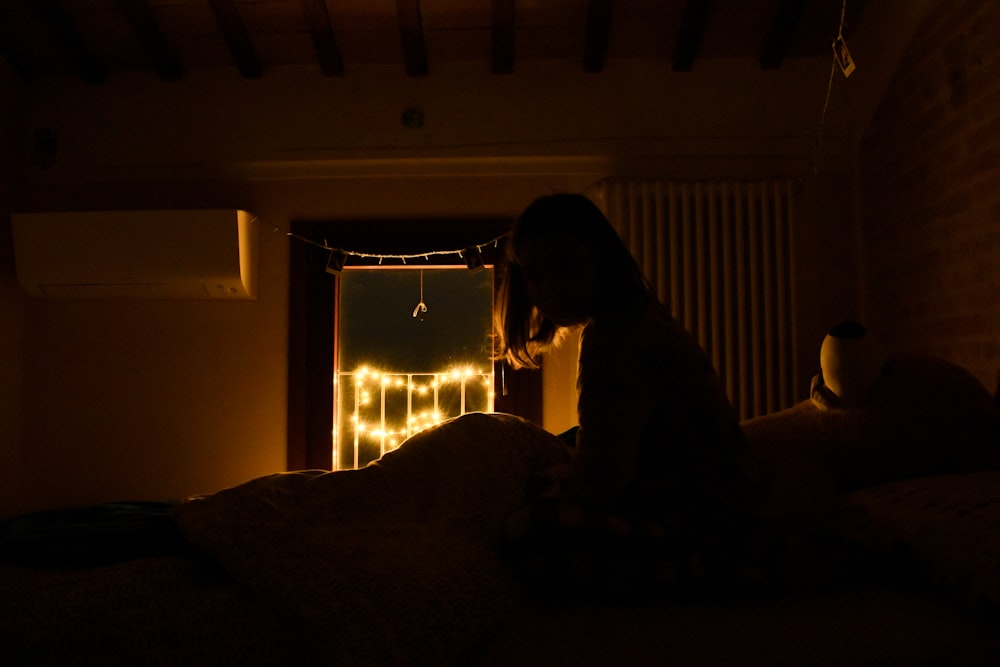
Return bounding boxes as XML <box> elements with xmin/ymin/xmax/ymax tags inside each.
<box><xmin>590</xmin><ymin>178</ymin><xmax>799</xmax><ymax>420</ymax></box>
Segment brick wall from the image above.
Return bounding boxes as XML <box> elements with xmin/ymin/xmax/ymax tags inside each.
<box><xmin>861</xmin><ymin>0</ymin><xmax>1000</xmax><ymax>394</ymax></box>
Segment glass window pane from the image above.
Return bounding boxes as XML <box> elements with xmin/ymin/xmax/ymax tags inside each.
<box><xmin>335</xmin><ymin>268</ymin><xmax>494</xmax><ymax>469</ymax></box>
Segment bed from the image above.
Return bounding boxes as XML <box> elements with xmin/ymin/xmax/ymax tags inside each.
<box><xmin>2</xmin><ymin>353</ymin><xmax>999</xmax><ymax>666</ymax></box>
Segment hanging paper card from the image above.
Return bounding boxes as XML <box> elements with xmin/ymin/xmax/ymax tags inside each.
<box><xmin>462</xmin><ymin>246</ymin><xmax>485</xmax><ymax>272</ymax></box>
<box><xmin>412</xmin><ymin>270</ymin><xmax>428</xmax><ymax>319</ymax></box>
<box><xmin>833</xmin><ymin>35</ymin><xmax>856</xmax><ymax>78</ymax></box>
<box><xmin>325</xmin><ymin>249</ymin><xmax>348</xmax><ymax>275</ymax></box>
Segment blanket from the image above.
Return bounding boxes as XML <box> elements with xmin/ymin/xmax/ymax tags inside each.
<box><xmin>4</xmin><ymin>361</ymin><xmax>1000</xmax><ymax>666</ymax></box>
<box><xmin>0</xmin><ymin>555</ymin><xmax>321</xmax><ymax>666</ymax></box>
<box><xmin>172</xmin><ymin>412</ymin><xmax>570</xmax><ymax>666</ymax></box>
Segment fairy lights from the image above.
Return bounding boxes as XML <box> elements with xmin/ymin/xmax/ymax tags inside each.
<box><xmin>334</xmin><ymin>364</ymin><xmax>495</xmax><ymax>470</ymax></box>
<box><xmin>280</xmin><ymin>229</ymin><xmax>509</xmax><ymax>274</ymax></box>
<box><xmin>281</xmin><ymin>229</ymin><xmax>501</xmax><ymax>469</ymax></box>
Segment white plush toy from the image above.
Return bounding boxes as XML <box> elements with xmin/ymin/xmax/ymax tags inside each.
<box><xmin>811</xmin><ymin>320</ymin><xmax>888</xmax><ymax>409</ymax></box>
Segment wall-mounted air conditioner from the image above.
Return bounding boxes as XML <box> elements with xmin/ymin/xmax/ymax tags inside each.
<box><xmin>11</xmin><ymin>209</ymin><xmax>258</xmax><ymax>299</ymax></box>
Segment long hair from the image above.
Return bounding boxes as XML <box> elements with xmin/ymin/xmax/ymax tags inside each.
<box><xmin>494</xmin><ymin>193</ymin><xmax>654</xmax><ymax>369</ymax></box>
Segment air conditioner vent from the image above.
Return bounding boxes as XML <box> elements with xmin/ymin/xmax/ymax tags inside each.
<box><xmin>11</xmin><ymin>209</ymin><xmax>258</xmax><ymax>300</ymax></box>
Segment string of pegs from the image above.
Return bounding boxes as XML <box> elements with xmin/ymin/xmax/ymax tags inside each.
<box><xmin>281</xmin><ymin>229</ymin><xmax>506</xmax><ymax>276</ymax></box>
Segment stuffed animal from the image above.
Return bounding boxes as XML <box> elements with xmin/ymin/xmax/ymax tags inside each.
<box><xmin>811</xmin><ymin>320</ymin><xmax>888</xmax><ymax>410</ymax></box>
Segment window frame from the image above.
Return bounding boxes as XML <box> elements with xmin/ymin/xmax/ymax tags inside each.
<box><xmin>286</xmin><ymin>218</ymin><xmax>543</xmax><ymax>471</ymax></box>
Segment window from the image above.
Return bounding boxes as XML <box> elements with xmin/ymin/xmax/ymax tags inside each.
<box><xmin>334</xmin><ymin>267</ymin><xmax>495</xmax><ymax>469</ymax></box>
<box><xmin>286</xmin><ymin>218</ymin><xmax>541</xmax><ymax>472</ymax></box>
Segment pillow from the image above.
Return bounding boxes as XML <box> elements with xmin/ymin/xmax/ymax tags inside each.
<box><xmin>742</xmin><ymin>354</ymin><xmax>1000</xmax><ymax>497</ymax></box>
<box><xmin>833</xmin><ymin>354</ymin><xmax>1000</xmax><ymax>489</ymax></box>
<box><xmin>833</xmin><ymin>471</ymin><xmax>1000</xmax><ymax>612</ymax></box>
<box><xmin>741</xmin><ymin>399</ymin><xmax>841</xmax><ymax>525</ymax></box>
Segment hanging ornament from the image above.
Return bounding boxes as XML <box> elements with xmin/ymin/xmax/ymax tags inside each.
<box><xmin>412</xmin><ymin>270</ymin><xmax>428</xmax><ymax>320</ymax></box>
<box><xmin>833</xmin><ymin>34</ymin><xmax>856</xmax><ymax>77</ymax></box>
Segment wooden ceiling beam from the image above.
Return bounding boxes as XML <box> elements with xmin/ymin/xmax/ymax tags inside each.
<box><xmin>206</xmin><ymin>0</ymin><xmax>262</xmax><ymax>80</ymax></box>
<box><xmin>115</xmin><ymin>0</ymin><xmax>183</xmax><ymax>81</ymax></box>
<box><xmin>491</xmin><ymin>0</ymin><xmax>514</xmax><ymax>75</ymax></box>
<box><xmin>672</xmin><ymin>0</ymin><xmax>710</xmax><ymax>72</ymax></box>
<box><xmin>582</xmin><ymin>0</ymin><xmax>612</xmax><ymax>73</ymax></box>
<box><xmin>759</xmin><ymin>0</ymin><xmax>806</xmax><ymax>70</ymax></box>
<box><xmin>299</xmin><ymin>0</ymin><xmax>344</xmax><ymax>76</ymax></box>
<box><xmin>395</xmin><ymin>0</ymin><xmax>428</xmax><ymax>76</ymax></box>
<box><xmin>33</xmin><ymin>0</ymin><xmax>106</xmax><ymax>85</ymax></box>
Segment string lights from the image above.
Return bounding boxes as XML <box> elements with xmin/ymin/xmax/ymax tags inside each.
<box><xmin>334</xmin><ymin>364</ymin><xmax>495</xmax><ymax>469</ymax></box>
<box><xmin>281</xmin><ymin>228</ymin><xmax>508</xmax><ymax>275</ymax></box>
<box><xmin>274</xmin><ymin>223</ymin><xmax>505</xmax><ymax>469</ymax></box>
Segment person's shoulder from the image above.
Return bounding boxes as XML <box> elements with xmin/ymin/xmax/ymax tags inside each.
<box><xmin>586</xmin><ymin>299</ymin><xmax>679</xmax><ymax>347</ymax></box>
<box><xmin>639</xmin><ymin>301</ymin><xmax>712</xmax><ymax>363</ymax></box>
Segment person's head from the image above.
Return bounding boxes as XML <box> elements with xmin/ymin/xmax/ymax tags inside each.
<box><xmin>494</xmin><ymin>193</ymin><xmax>652</xmax><ymax>368</ymax></box>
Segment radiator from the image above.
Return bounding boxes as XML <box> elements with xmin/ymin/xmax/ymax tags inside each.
<box><xmin>590</xmin><ymin>178</ymin><xmax>799</xmax><ymax>420</ymax></box>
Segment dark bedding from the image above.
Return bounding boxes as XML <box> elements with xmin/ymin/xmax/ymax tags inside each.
<box><xmin>2</xmin><ymin>354</ymin><xmax>1000</xmax><ymax>666</ymax></box>
<box><xmin>1</xmin><ymin>555</ymin><xmax>323</xmax><ymax>666</ymax></box>
<box><xmin>0</xmin><ymin>501</ymin><xmax>185</xmax><ymax>568</ymax></box>
<box><xmin>2</xmin><ymin>412</ymin><xmax>571</xmax><ymax>666</ymax></box>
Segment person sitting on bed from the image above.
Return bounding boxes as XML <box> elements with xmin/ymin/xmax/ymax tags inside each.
<box><xmin>494</xmin><ymin>193</ymin><xmax>762</xmax><ymax>600</ymax></box>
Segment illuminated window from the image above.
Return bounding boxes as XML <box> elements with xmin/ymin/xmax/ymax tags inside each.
<box><xmin>334</xmin><ymin>268</ymin><xmax>494</xmax><ymax>469</ymax></box>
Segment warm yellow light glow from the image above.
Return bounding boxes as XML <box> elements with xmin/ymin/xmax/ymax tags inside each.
<box><xmin>338</xmin><ymin>363</ymin><xmax>495</xmax><ymax>468</ymax></box>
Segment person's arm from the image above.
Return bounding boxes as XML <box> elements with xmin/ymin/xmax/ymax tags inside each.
<box><xmin>560</xmin><ymin>328</ymin><xmax>656</xmax><ymax>504</ymax></box>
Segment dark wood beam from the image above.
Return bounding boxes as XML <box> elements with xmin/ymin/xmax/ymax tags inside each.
<box><xmin>491</xmin><ymin>0</ymin><xmax>514</xmax><ymax>75</ymax></box>
<box><xmin>115</xmin><ymin>0</ymin><xmax>183</xmax><ymax>81</ymax></box>
<box><xmin>759</xmin><ymin>0</ymin><xmax>806</xmax><ymax>70</ymax></box>
<box><xmin>672</xmin><ymin>0</ymin><xmax>710</xmax><ymax>72</ymax></box>
<box><xmin>207</xmin><ymin>0</ymin><xmax>262</xmax><ymax>79</ymax></box>
<box><xmin>395</xmin><ymin>0</ymin><xmax>428</xmax><ymax>76</ymax></box>
<box><xmin>583</xmin><ymin>0</ymin><xmax>612</xmax><ymax>73</ymax></box>
<box><xmin>33</xmin><ymin>0</ymin><xmax>106</xmax><ymax>84</ymax></box>
<box><xmin>299</xmin><ymin>0</ymin><xmax>344</xmax><ymax>76</ymax></box>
